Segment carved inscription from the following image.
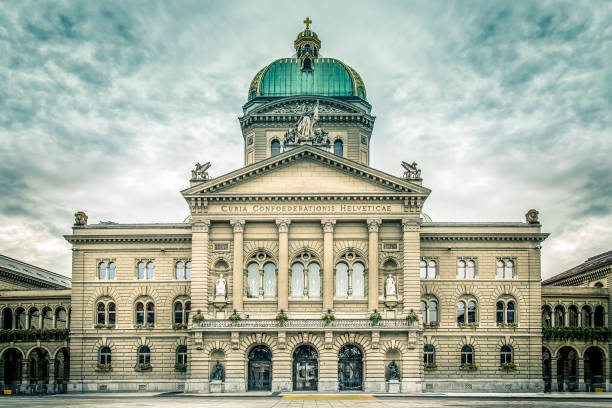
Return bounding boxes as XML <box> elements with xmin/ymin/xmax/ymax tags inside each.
<box><xmin>218</xmin><ymin>204</ymin><xmax>395</xmax><ymax>214</ymax></box>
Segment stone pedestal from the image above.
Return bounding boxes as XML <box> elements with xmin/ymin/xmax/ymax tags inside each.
<box><xmin>318</xmin><ymin>378</ymin><xmax>338</xmax><ymax>392</ymax></box>
<box><xmin>387</xmin><ymin>379</ymin><xmax>400</xmax><ymax>393</ymax></box>
<box><xmin>209</xmin><ymin>380</ymin><xmax>224</xmax><ymax>393</ymax></box>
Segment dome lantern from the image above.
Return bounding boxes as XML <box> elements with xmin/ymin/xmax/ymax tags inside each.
<box><xmin>294</xmin><ymin>17</ymin><xmax>321</xmax><ymax>71</ymax></box>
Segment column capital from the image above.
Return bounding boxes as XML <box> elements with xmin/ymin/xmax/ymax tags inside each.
<box><xmin>367</xmin><ymin>218</ymin><xmax>382</xmax><ymax>233</ymax></box>
<box><xmin>401</xmin><ymin>218</ymin><xmax>421</xmax><ymax>232</ymax></box>
<box><xmin>230</xmin><ymin>219</ymin><xmax>246</xmax><ymax>233</ymax></box>
<box><xmin>275</xmin><ymin>219</ymin><xmax>291</xmax><ymax>233</ymax></box>
<box><xmin>192</xmin><ymin>220</ymin><xmax>211</xmax><ymax>233</ymax></box>
<box><xmin>321</xmin><ymin>219</ymin><xmax>336</xmax><ymax>233</ymax></box>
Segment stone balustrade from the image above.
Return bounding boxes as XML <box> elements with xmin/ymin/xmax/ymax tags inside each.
<box><xmin>192</xmin><ymin>318</ymin><xmax>419</xmax><ymax>331</ymax></box>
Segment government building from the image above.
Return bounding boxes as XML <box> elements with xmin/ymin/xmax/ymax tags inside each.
<box><xmin>0</xmin><ymin>20</ymin><xmax>610</xmax><ymax>394</ymax></box>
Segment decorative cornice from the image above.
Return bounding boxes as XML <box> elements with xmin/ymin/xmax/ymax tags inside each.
<box><xmin>230</xmin><ymin>219</ymin><xmax>245</xmax><ymax>233</ymax></box>
<box><xmin>275</xmin><ymin>219</ymin><xmax>291</xmax><ymax>233</ymax></box>
<box><xmin>402</xmin><ymin>218</ymin><xmax>421</xmax><ymax>232</ymax></box>
<box><xmin>64</xmin><ymin>234</ymin><xmax>192</xmax><ymax>245</ymax></box>
<box><xmin>419</xmin><ymin>233</ymin><xmax>549</xmax><ymax>242</ymax></box>
<box><xmin>321</xmin><ymin>219</ymin><xmax>336</xmax><ymax>233</ymax></box>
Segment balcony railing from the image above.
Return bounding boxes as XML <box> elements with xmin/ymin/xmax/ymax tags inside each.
<box><xmin>542</xmin><ymin>326</ymin><xmax>610</xmax><ymax>342</ymax></box>
<box><xmin>192</xmin><ymin>318</ymin><xmax>418</xmax><ymax>331</ymax></box>
<box><xmin>0</xmin><ymin>329</ymin><xmax>70</xmax><ymax>342</ymax></box>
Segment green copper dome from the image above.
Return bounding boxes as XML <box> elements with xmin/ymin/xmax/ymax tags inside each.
<box><xmin>248</xmin><ymin>57</ymin><xmax>367</xmax><ymax>101</ymax></box>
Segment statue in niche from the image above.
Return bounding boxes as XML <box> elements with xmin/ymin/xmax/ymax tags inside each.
<box><xmin>388</xmin><ymin>360</ymin><xmax>400</xmax><ymax>380</ymax></box>
<box><xmin>210</xmin><ymin>360</ymin><xmax>225</xmax><ymax>381</ymax></box>
<box><xmin>385</xmin><ymin>274</ymin><xmax>396</xmax><ymax>296</ymax></box>
<box><xmin>215</xmin><ymin>274</ymin><xmax>227</xmax><ymax>297</ymax></box>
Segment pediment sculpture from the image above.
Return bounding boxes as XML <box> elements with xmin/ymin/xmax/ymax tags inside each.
<box><xmin>74</xmin><ymin>211</ymin><xmax>88</xmax><ymax>226</ymax></box>
<box><xmin>192</xmin><ymin>162</ymin><xmax>211</xmax><ymax>181</ymax></box>
<box><xmin>283</xmin><ymin>100</ymin><xmax>330</xmax><ymax>149</ymax></box>
<box><xmin>525</xmin><ymin>209</ymin><xmax>540</xmax><ymax>224</ymax></box>
<box><xmin>401</xmin><ymin>161</ymin><xmax>421</xmax><ymax>179</ymax></box>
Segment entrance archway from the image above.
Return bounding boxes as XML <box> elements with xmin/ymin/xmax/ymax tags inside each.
<box><xmin>584</xmin><ymin>346</ymin><xmax>605</xmax><ymax>391</ymax></box>
<box><xmin>55</xmin><ymin>347</ymin><xmax>70</xmax><ymax>393</ymax></box>
<box><xmin>293</xmin><ymin>345</ymin><xmax>318</xmax><ymax>391</ymax></box>
<box><xmin>28</xmin><ymin>347</ymin><xmax>50</xmax><ymax>392</ymax></box>
<box><xmin>248</xmin><ymin>345</ymin><xmax>272</xmax><ymax>391</ymax></box>
<box><xmin>338</xmin><ymin>344</ymin><xmax>363</xmax><ymax>391</ymax></box>
<box><xmin>542</xmin><ymin>347</ymin><xmax>552</xmax><ymax>392</ymax></box>
<box><xmin>557</xmin><ymin>346</ymin><xmax>578</xmax><ymax>392</ymax></box>
<box><xmin>2</xmin><ymin>348</ymin><xmax>22</xmax><ymax>390</ymax></box>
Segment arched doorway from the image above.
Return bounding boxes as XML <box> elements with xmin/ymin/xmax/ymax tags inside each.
<box><xmin>557</xmin><ymin>347</ymin><xmax>578</xmax><ymax>392</ymax></box>
<box><xmin>542</xmin><ymin>347</ymin><xmax>552</xmax><ymax>392</ymax></box>
<box><xmin>55</xmin><ymin>347</ymin><xmax>70</xmax><ymax>393</ymax></box>
<box><xmin>29</xmin><ymin>347</ymin><xmax>50</xmax><ymax>392</ymax></box>
<box><xmin>338</xmin><ymin>345</ymin><xmax>363</xmax><ymax>391</ymax></box>
<box><xmin>293</xmin><ymin>345</ymin><xmax>318</xmax><ymax>391</ymax></box>
<box><xmin>248</xmin><ymin>345</ymin><xmax>272</xmax><ymax>391</ymax></box>
<box><xmin>2</xmin><ymin>348</ymin><xmax>22</xmax><ymax>390</ymax></box>
<box><xmin>584</xmin><ymin>347</ymin><xmax>605</xmax><ymax>392</ymax></box>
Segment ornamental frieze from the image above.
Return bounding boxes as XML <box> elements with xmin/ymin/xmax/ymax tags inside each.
<box><xmin>209</xmin><ymin>202</ymin><xmax>405</xmax><ymax>215</ymax></box>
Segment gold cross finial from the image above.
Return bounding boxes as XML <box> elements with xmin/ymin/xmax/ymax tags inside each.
<box><xmin>303</xmin><ymin>17</ymin><xmax>312</xmax><ymax>30</ymax></box>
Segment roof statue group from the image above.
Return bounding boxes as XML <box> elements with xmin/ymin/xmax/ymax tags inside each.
<box><xmin>283</xmin><ymin>100</ymin><xmax>330</xmax><ymax>148</ymax></box>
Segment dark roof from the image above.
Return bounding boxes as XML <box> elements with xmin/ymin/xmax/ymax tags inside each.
<box><xmin>0</xmin><ymin>254</ymin><xmax>71</xmax><ymax>289</ymax></box>
<box><xmin>542</xmin><ymin>250</ymin><xmax>612</xmax><ymax>285</ymax></box>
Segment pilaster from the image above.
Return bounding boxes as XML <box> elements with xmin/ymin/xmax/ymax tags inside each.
<box><xmin>276</xmin><ymin>219</ymin><xmax>291</xmax><ymax>311</ymax></box>
<box><xmin>190</xmin><ymin>220</ymin><xmax>211</xmax><ymax>315</ymax></box>
<box><xmin>367</xmin><ymin>218</ymin><xmax>381</xmax><ymax>312</ymax></box>
<box><xmin>231</xmin><ymin>219</ymin><xmax>246</xmax><ymax>311</ymax></box>
<box><xmin>321</xmin><ymin>219</ymin><xmax>336</xmax><ymax>311</ymax></box>
<box><xmin>402</xmin><ymin>218</ymin><xmax>421</xmax><ymax>313</ymax></box>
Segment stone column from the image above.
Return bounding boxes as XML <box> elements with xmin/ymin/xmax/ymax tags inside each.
<box><xmin>12</xmin><ymin>313</ymin><xmax>16</xmax><ymax>329</ymax></box>
<box><xmin>578</xmin><ymin>357</ymin><xmax>585</xmax><ymax>391</ymax></box>
<box><xmin>230</xmin><ymin>220</ymin><xmax>245</xmax><ymax>312</ymax></box>
<box><xmin>276</xmin><ymin>219</ymin><xmax>291</xmax><ymax>311</ymax></box>
<box><xmin>46</xmin><ymin>360</ymin><xmax>56</xmax><ymax>394</ymax></box>
<box><xmin>0</xmin><ymin>360</ymin><xmax>4</xmax><ymax>389</ymax></box>
<box><xmin>321</xmin><ymin>219</ymin><xmax>336</xmax><ymax>311</ymax></box>
<box><xmin>367</xmin><ymin>219</ymin><xmax>381</xmax><ymax>312</ymax></box>
<box><xmin>402</xmin><ymin>218</ymin><xmax>421</xmax><ymax>313</ymax></box>
<box><xmin>190</xmin><ymin>220</ymin><xmax>211</xmax><ymax>316</ymax></box>
<box><xmin>550</xmin><ymin>356</ymin><xmax>558</xmax><ymax>391</ymax></box>
<box><xmin>20</xmin><ymin>359</ymin><xmax>30</xmax><ymax>393</ymax></box>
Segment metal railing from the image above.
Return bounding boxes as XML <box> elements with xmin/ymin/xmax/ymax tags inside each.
<box><xmin>193</xmin><ymin>318</ymin><xmax>418</xmax><ymax>330</ymax></box>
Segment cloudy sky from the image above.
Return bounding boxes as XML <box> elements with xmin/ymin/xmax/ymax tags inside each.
<box><xmin>1</xmin><ymin>1</ymin><xmax>611</xmax><ymax>279</ymax></box>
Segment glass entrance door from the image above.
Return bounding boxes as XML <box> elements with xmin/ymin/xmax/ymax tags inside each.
<box><xmin>338</xmin><ymin>345</ymin><xmax>363</xmax><ymax>391</ymax></box>
<box><xmin>248</xmin><ymin>345</ymin><xmax>272</xmax><ymax>391</ymax></box>
<box><xmin>293</xmin><ymin>345</ymin><xmax>318</xmax><ymax>391</ymax></box>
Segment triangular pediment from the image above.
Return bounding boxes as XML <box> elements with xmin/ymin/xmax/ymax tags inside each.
<box><xmin>182</xmin><ymin>146</ymin><xmax>430</xmax><ymax>198</ymax></box>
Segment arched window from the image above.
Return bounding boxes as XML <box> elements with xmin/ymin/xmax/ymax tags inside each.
<box><xmin>176</xmin><ymin>261</ymin><xmax>184</xmax><ymax>279</ymax></box>
<box><xmin>271</xmin><ymin>140</ymin><xmax>281</xmax><ymax>156</ymax></box>
<box><xmin>185</xmin><ymin>301</ymin><xmax>191</xmax><ymax>322</ymax></box>
<box><xmin>498</xmin><ymin>259</ymin><xmax>515</xmax><ymax>278</ymax></box>
<box><xmin>466</xmin><ymin>260</ymin><xmax>475</xmax><ymax>278</ymax></box>
<box><xmin>291</xmin><ymin>262</ymin><xmax>305</xmax><ymax>297</ymax></box>
<box><xmin>99</xmin><ymin>346</ymin><xmax>111</xmax><ymax>365</ymax></box>
<box><xmin>568</xmin><ymin>305</ymin><xmax>579</xmax><ymax>327</ymax></box>
<box><xmin>137</xmin><ymin>261</ymin><xmax>145</xmax><ymax>280</ymax></box>
<box><xmin>419</xmin><ymin>260</ymin><xmax>427</xmax><ymax>278</ymax></box>
<box><xmin>500</xmin><ymin>345</ymin><xmax>513</xmax><ymax>364</ymax></box>
<box><xmin>594</xmin><ymin>282</ymin><xmax>604</xmax><ymax>288</ymax></box>
<box><xmin>352</xmin><ymin>262</ymin><xmax>365</xmax><ymax>297</ymax></box>
<box><xmin>505</xmin><ymin>261</ymin><xmax>514</xmax><ymax>278</ymax></box>
<box><xmin>247</xmin><ymin>262</ymin><xmax>260</xmax><ymax>298</ymax></box>
<box><xmin>594</xmin><ymin>305</ymin><xmax>605</xmax><ymax>327</ymax></box>
<box><xmin>542</xmin><ymin>306</ymin><xmax>552</xmax><ymax>328</ymax></box>
<box><xmin>427</xmin><ymin>260</ymin><xmax>436</xmax><ymax>278</ymax></box>
<box><xmin>138</xmin><ymin>346</ymin><xmax>150</xmax><ymax>365</ymax></box>
<box><xmin>457</xmin><ymin>301</ymin><xmax>466</xmax><ymax>324</ymax></box>
<box><xmin>108</xmin><ymin>262</ymin><xmax>115</xmax><ymax>280</ymax></box>
<box><xmin>174</xmin><ymin>301</ymin><xmax>184</xmax><ymax>324</ymax></box>
<box><xmin>146</xmin><ymin>302</ymin><xmax>155</xmax><ymax>325</ymax></box>
<box><xmin>496</xmin><ymin>301</ymin><xmax>505</xmax><ymax>324</ymax></box>
<box><xmin>333</xmin><ymin>139</ymin><xmax>343</xmax><ymax>156</ymax></box>
<box><xmin>420</xmin><ymin>301</ymin><xmax>427</xmax><ymax>321</ymax></box>
<box><xmin>458</xmin><ymin>260</ymin><xmax>466</xmax><ymax>278</ymax></box>
<box><xmin>185</xmin><ymin>261</ymin><xmax>192</xmax><ymax>279</ymax></box>
<box><xmin>42</xmin><ymin>307</ymin><xmax>53</xmax><ymax>329</ymax></box>
<box><xmin>147</xmin><ymin>261</ymin><xmax>154</xmax><ymax>279</ymax></box>
<box><xmin>424</xmin><ymin>344</ymin><xmax>435</xmax><ymax>365</ymax></box>
<box><xmin>581</xmin><ymin>305</ymin><xmax>592</xmax><ymax>327</ymax></box>
<box><xmin>56</xmin><ymin>307</ymin><xmax>68</xmax><ymax>329</ymax></box>
<box><xmin>16</xmin><ymin>307</ymin><xmax>26</xmax><ymax>329</ymax></box>
<box><xmin>135</xmin><ymin>302</ymin><xmax>145</xmax><ymax>325</ymax></box>
<box><xmin>176</xmin><ymin>345</ymin><xmax>187</xmax><ymax>365</ymax></box>
<box><xmin>335</xmin><ymin>262</ymin><xmax>348</xmax><ymax>297</ymax></box>
<box><xmin>98</xmin><ymin>262</ymin><xmax>106</xmax><ymax>280</ymax></box>
<box><xmin>461</xmin><ymin>345</ymin><xmax>474</xmax><ymax>365</ymax></box>
<box><xmin>467</xmin><ymin>300</ymin><xmax>477</xmax><ymax>323</ymax></box>
<box><xmin>554</xmin><ymin>305</ymin><xmax>565</xmax><ymax>327</ymax></box>
<box><xmin>97</xmin><ymin>302</ymin><xmax>106</xmax><ymax>325</ymax></box>
<box><xmin>506</xmin><ymin>301</ymin><xmax>515</xmax><ymax>324</ymax></box>
<box><xmin>497</xmin><ymin>260</ymin><xmax>504</xmax><ymax>278</ymax></box>
<box><xmin>29</xmin><ymin>307</ymin><xmax>40</xmax><ymax>329</ymax></box>
<box><xmin>428</xmin><ymin>300</ymin><xmax>438</xmax><ymax>323</ymax></box>
<box><xmin>308</xmin><ymin>263</ymin><xmax>321</xmax><ymax>298</ymax></box>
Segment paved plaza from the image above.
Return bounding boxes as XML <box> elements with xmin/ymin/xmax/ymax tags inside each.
<box><xmin>1</xmin><ymin>394</ymin><xmax>612</xmax><ymax>408</ymax></box>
